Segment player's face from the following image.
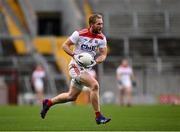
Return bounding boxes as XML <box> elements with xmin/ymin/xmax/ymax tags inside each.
<box><xmin>122</xmin><ymin>60</ymin><xmax>128</xmax><ymax>66</ymax></box>
<box><xmin>37</xmin><ymin>65</ymin><xmax>43</xmax><ymax>70</ymax></box>
<box><xmin>91</xmin><ymin>18</ymin><xmax>103</xmax><ymax>34</ymax></box>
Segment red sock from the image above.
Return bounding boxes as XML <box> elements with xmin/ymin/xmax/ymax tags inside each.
<box><xmin>47</xmin><ymin>99</ymin><xmax>53</xmax><ymax>107</ymax></box>
<box><xmin>95</xmin><ymin>111</ymin><xmax>101</xmax><ymax>118</ymax></box>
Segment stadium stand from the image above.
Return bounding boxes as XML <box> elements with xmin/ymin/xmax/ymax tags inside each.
<box><xmin>0</xmin><ymin>0</ymin><xmax>84</xmax><ymax>104</ymax></box>
<box><xmin>89</xmin><ymin>0</ymin><xmax>180</xmax><ymax>103</ymax></box>
<box><xmin>0</xmin><ymin>0</ymin><xmax>180</xmax><ymax>104</ymax></box>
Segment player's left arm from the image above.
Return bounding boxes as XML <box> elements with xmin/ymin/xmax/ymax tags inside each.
<box><xmin>95</xmin><ymin>47</ymin><xmax>107</xmax><ymax>64</ymax></box>
<box><xmin>116</xmin><ymin>69</ymin><xmax>121</xmax><ymax>80</ymax></box>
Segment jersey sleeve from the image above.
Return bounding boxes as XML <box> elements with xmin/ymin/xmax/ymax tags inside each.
<box><xmin>116</xmin><ymin>67</ymin><xmax>122</xmax><ymax>80</ymax></box>
<box><xmin>32</xmin><ymin>72</ymin><xmax>36</xmax><ymax>79</ymax></box>
<box><xmin>69</xmin><ymin>31</ymin><xmax>79</xmax><ymax>44</ymax></box>
<box><xmin>99</xmin><ymin>36</ymin><xmax>107</xmax><ymax>48</ymax></box>
<box><xmin>116</xmin><ymin>67</ymin><xmax>121</xmax><ymax>75</ymax></box>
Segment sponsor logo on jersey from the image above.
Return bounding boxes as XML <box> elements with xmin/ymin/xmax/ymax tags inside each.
<box><xmin>81</xmin><ymin>44</ymin><xmax>96</xmax><ymax>52</ymax></box>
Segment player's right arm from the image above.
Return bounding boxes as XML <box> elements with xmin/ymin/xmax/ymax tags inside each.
<box><xmin>62</xmin><ymin>38</ymin><xmax>75</xmax><ymax>57</ymax></box>
<box><xmin>62</xmin><ymin>31</ymin><xmax>79</xmax><ymax>57</ymax></box>
<box><xmin>116</xmin><ymin>68</ymin><xmax>122</xmax><ymax>84</ymax></box>
<box><xmin>116</xmin><ymin>68</ymin><xmax>121</xmax><ymax>80</ymax></box>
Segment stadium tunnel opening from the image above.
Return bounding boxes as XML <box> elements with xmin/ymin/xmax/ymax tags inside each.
<box><xmin>37</xmin><ymin>12</ymin><xmax>62</xmax><ymax>36</ymax></box>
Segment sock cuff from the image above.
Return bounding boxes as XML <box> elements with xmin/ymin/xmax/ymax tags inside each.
<box><xmin>48</xmin><ymin>99</ymin><xmax>53</xmax><ymax>107</ymax></box>
<box><xmin>95</xmin><ymin>111</ymin><xmax>101</xmax><ymax>118</ymax></box>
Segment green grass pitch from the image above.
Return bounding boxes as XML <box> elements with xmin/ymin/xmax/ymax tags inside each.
<box><xmin>0</xmin><ymin>104</ymin><xmax>180</xmax><ymax>131</ymax></box>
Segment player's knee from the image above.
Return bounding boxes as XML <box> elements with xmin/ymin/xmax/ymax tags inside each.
<box><xmin>69</xmin><ymin>97</ymin><xmax>77</xmax><ymax>101</ymax></box>
<box><xmin>68</xmin><ymin>94</ymin><xmax>77</xmax><ymax>101</ymax></box>
<box><xmin>91</xmin><ymin>82</ymin><xmax>99</xmax><ymax>92</ymax></box>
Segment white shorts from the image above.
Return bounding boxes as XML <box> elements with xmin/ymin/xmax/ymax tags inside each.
<box><xmin>117</xmin><ymin>80</ymin><xmax>132</xmax><ymax>90</ymax></box>
<box><xmin>69</xmin><ymin>62</ymin><xmax>88</xmax><ymax>90</ymax></box>
<box><xmin>34</xmin><ymin>79</ymin><xmax>44</xmax><ymax>92</ymax></box>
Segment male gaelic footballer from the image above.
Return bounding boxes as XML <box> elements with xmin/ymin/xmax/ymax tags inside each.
<box><xmin>40</xmin><ymin>14</ymin><xmax>111</xmax><ymax>124</ymax></box>
<box><xmin>116</xmin><ymin>59</ymin><xmax>136</xmax><ymax>106</ymax></box>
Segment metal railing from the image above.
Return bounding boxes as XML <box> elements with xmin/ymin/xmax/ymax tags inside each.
<box><xmin>100</xmin><ymin>56</ymin><xmax>180</xmax><ymax>96</ymax></box>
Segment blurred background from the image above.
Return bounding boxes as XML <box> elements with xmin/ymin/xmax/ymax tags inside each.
<box><xmin>0</xmin><ymin>0</ymin><xmax>180</xmax><ymax>105</ymax></box>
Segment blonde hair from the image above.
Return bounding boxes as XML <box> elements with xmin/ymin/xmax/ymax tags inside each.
<box><xmin>89</xmin><ymin>14</ymin><xmax>102</xmax><ymax>26</ymax></box>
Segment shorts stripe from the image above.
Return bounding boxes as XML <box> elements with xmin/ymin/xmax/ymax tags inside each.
<box><xmin>70</xmin><ymin>64</ymin><xmax>80</xmax><ymax>75</ymax></box>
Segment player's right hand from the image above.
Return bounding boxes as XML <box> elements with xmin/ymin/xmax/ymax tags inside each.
<box><xmin>73</xmin><ymin>54</ymin><xmax>83</xmax><ymax>67</ymax></box>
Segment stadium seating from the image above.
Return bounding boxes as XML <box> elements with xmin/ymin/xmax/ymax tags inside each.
<box><xmin>0</xmin><ymin>0</ymin><xmax>71</xmax><ymax>100</ymax></box>
<box><xmin>89</xmin><ymin>0</ymin><xmax>180</xmax><ymax>98</ymax></box>
<box><xmin>0</xmin><ymin>0</ymin><xmax>180</xmax><ymax>104</ymax></box>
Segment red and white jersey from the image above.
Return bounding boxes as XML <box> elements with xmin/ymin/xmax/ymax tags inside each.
<box><xmin>32</xmin><ymin>69</ymin><xmax>45</xmax><ymax>81</ymax></box>
<box><xmin>116</xmin><ymin>65</ymin><xmax>133</xmax><ymax>82</ymax></box>
<box><xmin>32</xmin><ymin>69</ymin><xmax>45</xmax><ymax>91</ymax></box>
<box><xmin>69</xmin><ymin>28</ymin><xmax>107</xmax><ymax>57</ymax></box>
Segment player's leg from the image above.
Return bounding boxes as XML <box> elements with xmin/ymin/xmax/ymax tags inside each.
<box><xmin>81</xmin><ymin>72</ymin><xmax>100</xmax><ymax>111</ymax></box>
<box><xmin>40</xmin><ymin>64</ymin><xmax>83</xmax><ymax>119</ymax></box>
<box><xmin>119</xmin><ymin>88</ymin><xmax>125</xmax><ymax>106</ymax></box>
<box><xmin>126</xmin><ymin>87</ymin><xmax>132</xmax><ymax>106</ymax></box>
<box><xmin>80</xmin><ymin>71</ymin><xmax>111</xmax><ymax>124</ymax></box>
<box><xmin>51</xmin><ymin>85</ymin><xmax>81</xmax><ymax>104</ymax></box>
<box><xmin>33</xmin><ymin>81</ymin><xmax>44</xmax><ymax>104</ymax></box>
<box><xmin>36</xmin><ymin>90</ymin><xmax>44</xmax><ymax>101</ymax></box>
<box><xmin>40</xmin><ymin>85</ymin><xmax>81</xmax><ymax>119</ymax></box>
